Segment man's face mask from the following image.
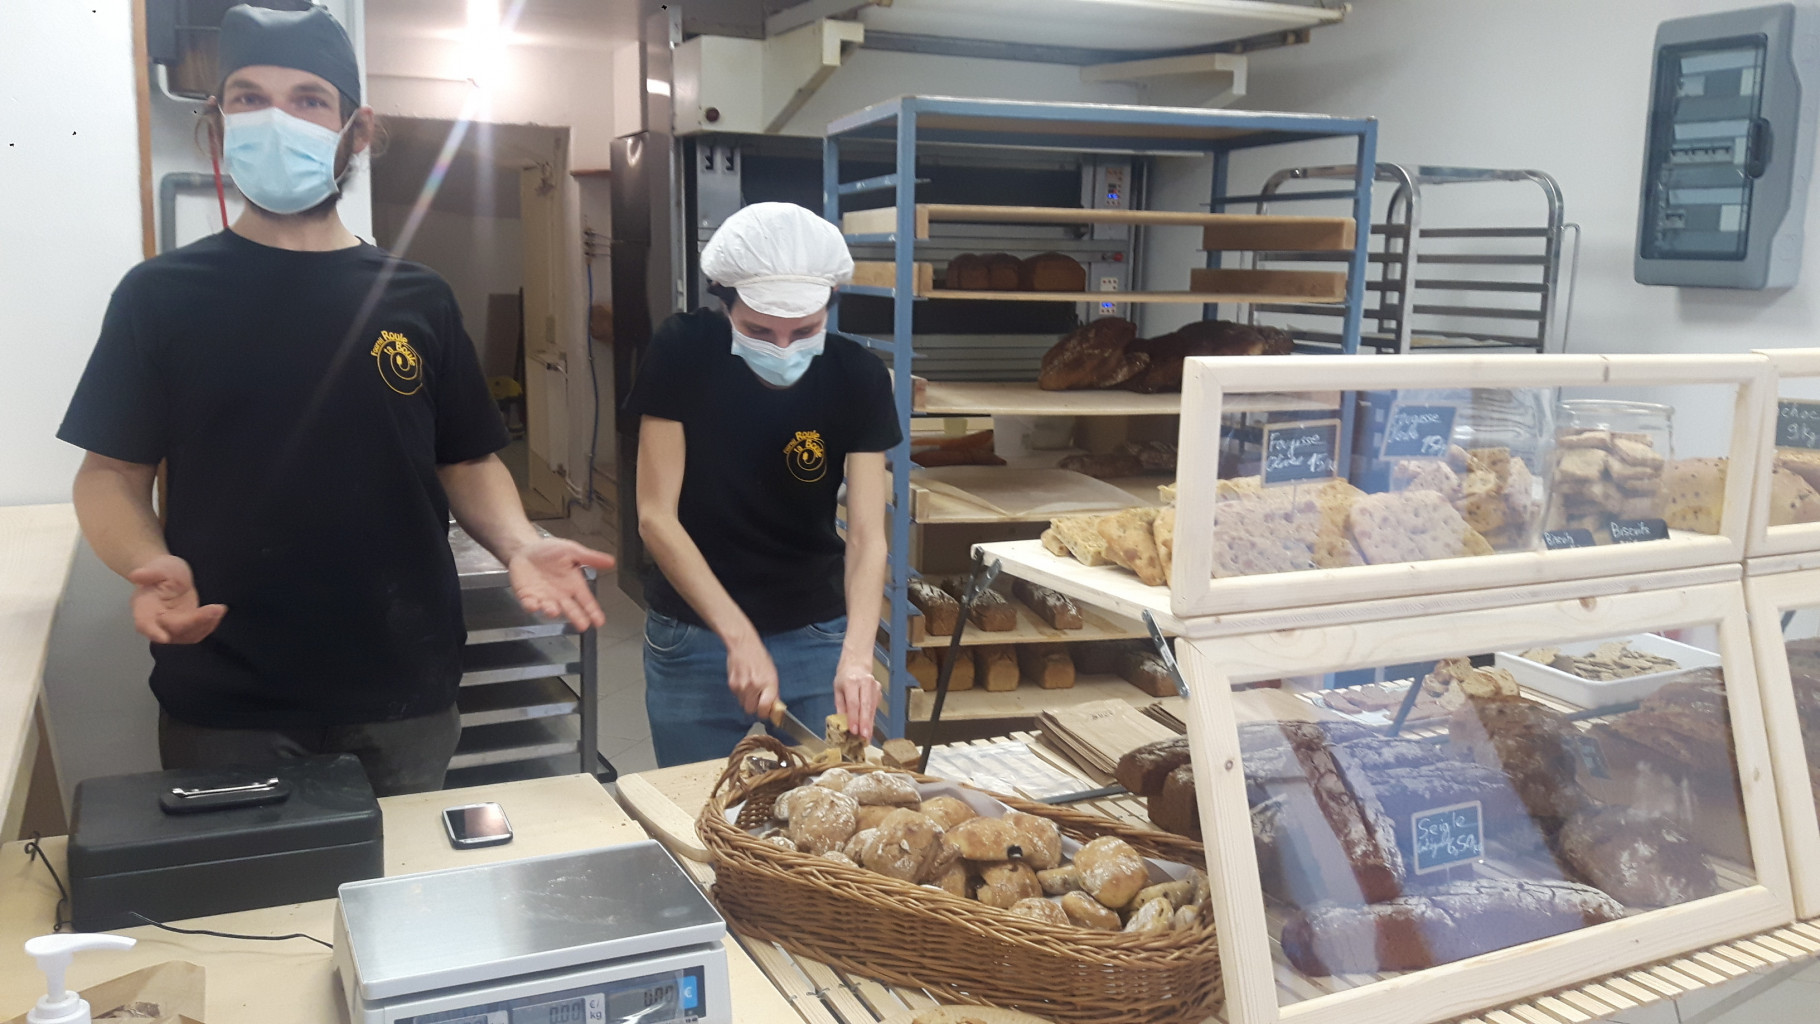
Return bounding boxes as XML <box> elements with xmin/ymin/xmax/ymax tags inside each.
<box><xmin>221</xmin><ymin>106</ymin><xmax>351</xmax><ymax>215</ymax></box>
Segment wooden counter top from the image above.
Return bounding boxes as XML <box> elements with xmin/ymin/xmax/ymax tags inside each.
<box><xmin>0</xmin><ymin>504</ymin><xmax>80</xmax><ymax>838</ymax></box>
<box><xmin>0</xmin><ymin>774</ymin><xmax>804</xmax><ymax>1024</ymax></box>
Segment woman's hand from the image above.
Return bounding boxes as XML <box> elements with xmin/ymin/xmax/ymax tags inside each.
<box><xmin>726</xmin><ymin>633</ymin><xmax>780</xmax><ymax>716</ymax></box>
<box><xmin>833</xmin><ymin>656</ymin><xmax>882</xmax><ymax>741</ymax></box>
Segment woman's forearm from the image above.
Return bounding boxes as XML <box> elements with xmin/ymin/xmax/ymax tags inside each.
<box><xmin>841</xmin><ymin>531</ymin><xmax>887</xmax><ymax>667</ymax></box>
<box><xmin>639</xmin><ymin>511</ymin><xmax>760</xmax><ymax>644</ymax></box>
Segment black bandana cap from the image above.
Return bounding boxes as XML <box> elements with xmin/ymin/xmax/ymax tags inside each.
<box><xmin>218</xmin><ymin>4</ymin><xmax>361</xmax><ymax>106</ymax></box>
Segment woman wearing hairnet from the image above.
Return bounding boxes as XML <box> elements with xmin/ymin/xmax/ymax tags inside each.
<box><xmin>626</xmin><ymin>203</ymin><xmax>901</xmax><ymax>766</ymax></box>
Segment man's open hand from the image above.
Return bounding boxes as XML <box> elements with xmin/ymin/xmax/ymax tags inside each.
<box><xmin>127</xmin><ymin>555</ymin><xmax>226</xmax><ymax>644</ymax></box>
<box><xmin>508</xmin><ymin>539</ymin><xmax>617</xmax><ymax>632</ymax></box>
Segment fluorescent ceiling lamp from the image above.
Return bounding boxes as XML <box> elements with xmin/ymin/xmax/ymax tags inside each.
<box><xmin>465</xmin><ymin>0</ymin><xmax>506</xmax><ymax>87</ymax></box>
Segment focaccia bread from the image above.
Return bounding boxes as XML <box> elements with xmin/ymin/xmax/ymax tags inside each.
<box><xmin>1662</xmin><ymin>457</ymin><xmax>1726</xmax><ymax>534</ymax></box>
<box><xmin>1097</xmin><ymin>507</ymin><xmax>1166</xmax><ymax>585</ymax></box>
<box><xmin>855</xmin><ymin>808</ymin><xmax>945</xmax><ymax>882</ymax></box>
<box><xmin>1770</xmin><ymin>465</ymin><xmax>1820</xmax><ymax>525</ymax></box>
<box><xmin>1049</xmin><ymin>514</ymin><xmax>1113</xmax><ymax>566</ymax></box>
<box><xmin>1348</xmin><ymin>489</ymin><xmax>1493</xmax><ymax>564</ymax></box>
<box><xmin>1212</xmin><ymin>480</ymin><xmax>1365</xmax><ymax>577</ymax></box>
<box><xmin>1153</xmin><ymin>506</ymin><xmax>1177</xmax><ymax>585</ymax></box>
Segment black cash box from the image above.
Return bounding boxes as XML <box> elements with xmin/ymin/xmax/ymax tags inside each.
<box><xmin>68</xmin><ymin>754</ymin><xmax>383</xmax><ymax>931</ymax></box>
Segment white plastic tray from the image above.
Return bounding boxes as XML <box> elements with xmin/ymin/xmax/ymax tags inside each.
<box><xmin>1494</xmin><ymin>632</ymin><xmax>1721</xmax><ymax>709</ymax></box>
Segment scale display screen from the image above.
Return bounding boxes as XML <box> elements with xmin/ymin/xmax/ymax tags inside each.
<box><xmin>404</xmin><ymin>967</ymin><xmax>703</xmax><ymax>1024</ymax></box>
<box><xmin>1640</xmin><ymin>34</ymin><xmax>1770</xmax><ymax>261</ymax></box>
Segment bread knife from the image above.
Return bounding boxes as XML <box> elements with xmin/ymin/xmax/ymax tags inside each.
<box><xmin>766</xmin><ymin>701</ymin><xmax>827</xmax><ymax>753</ymax></box>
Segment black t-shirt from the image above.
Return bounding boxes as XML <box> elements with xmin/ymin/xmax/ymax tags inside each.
<box><xmin>625</xmin><ymin>309</ymin><xmax>901</xmax><ymax>634</ymax></box>
<box><xmin>58</xmin><ymin>230</ymin><xmax>509</xmax><ymax>729</ymax></box>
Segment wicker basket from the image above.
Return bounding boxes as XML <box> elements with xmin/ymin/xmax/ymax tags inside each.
<box><xmin>698</xmin><ymin>737</ymin><xmax>1223</xmax><ymax>1024</ymax></box>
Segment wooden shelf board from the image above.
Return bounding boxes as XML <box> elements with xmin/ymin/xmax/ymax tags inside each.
<box><xmin>843</xmin><ymin>204</ymin><xmax>1356</xmax><ymax>244</ymax></box>
<box><xmin>905</xmin><ymin>598</ymin><xmax>1147</xmax><ymax>647</ymax></box>
<box><xmin>907</xmin><ymin>672</ymin><xmax>1156</xmax><ymax>722</ymax></box>
<box><xmin>920</xmin><ymin>288</ymin><xmax>1345</xmax><ymax>304</ymax></box>
<box><xmin>909</xmin><ymin>474</ymin><xmax>1166</xmax><ymax>524</ymax></box>
<box><xmin>913</xmin><ymin>379</ymin><xmax>1337</xmax><ymax>417</ymax></box>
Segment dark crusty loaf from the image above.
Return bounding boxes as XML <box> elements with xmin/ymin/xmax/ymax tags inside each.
<box><xmin>1016</xmin><ymin>643</ymin><xmax>1075</xmax><ymax>689</ymax></box>
<box><xmin>1117</xmin><ymin>649</ymin><xmax>1178</xmax><ymax>697</ymax></box>
<box><xmin>907</xmin><ymin>578</ymin><xmax>959</xmax><ymax>636</ymax></box>
<box><xmin>985</xmin><ymin>253</ymin><xmax>1023</xmax><ymax>291</ymax></box>
<box><xmin>1447</xmin><ymin>697</ymin><xmax>1592</xmax><ymax>825</ymax></box>
<box><xmin>937</xmin><ymin>578</ymin><xmax>1016</xmax><ymax>631</ymax></box>
<box><xmin>1020</xmin><ymin>251</ymin><xmax>1086</xmax><ymax>292</ymax></box>
<box><xmin>1012</xmin><ymin>578</ymin><xmax>1084</xmax><ymax>630</ymax></box>
<box><xmin>1115</xmin><ymin>736</ymin><xmax>1192</xmax><ymax>796</ymax></box>
<box><xmin>1599</xmin><ymin>671</ymin><xmax>1734</xmax><ymax>774</ymax></box>
<box><xmin>946</xmin><ymin>253</ymin><xmax>989</xmax><ymax>290</ymax></box>
<box><xmin>1148</xmin><ymin>763</ymin><xmax>1201</xmax><ymax>839</ymax></box>
<box><xmin>1297</xmin><ymin>742</ymin><xmax>1405</xmax><ymax>903</ymax></box>
<box><xmin>1123</xmin><ymin>319</ymin><xmax>1294</xmax><ymax>394</ymax></box>
<box><xmin>1280</xmin><ymin>878</ymin><xmax>1627</xmax><ymax>975</ymax></box>
<box><xmin>1556</xmin><ymin>808</ymin><xmax>1718</xmax><ymax>908</ymax></box>
<box><xmin>1037</xmin><ymin>318</ymin><xmax>1146</xmax><ymax>391</ymax></box>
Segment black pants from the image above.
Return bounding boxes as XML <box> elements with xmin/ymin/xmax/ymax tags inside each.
<box><xmin>157</xmin><ymin>705</ymin><xmax>462</xmax><ymax>797</ymax></box>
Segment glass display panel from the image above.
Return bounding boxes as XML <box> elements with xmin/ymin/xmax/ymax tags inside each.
<box><xmin>1772</xmin><ymin>609</ymin><xmax>1820</xmax><ymax>831</ymax></box>
<box><xmin>1210</xmin><ymin>626</ymin><xmax>1754</xmax><ymax>1001</ymax></box>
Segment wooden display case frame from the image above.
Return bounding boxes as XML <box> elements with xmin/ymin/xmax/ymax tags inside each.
<box><xmin>1177</xmin><ymin>578</ymin><xmax>1794</xmax><ymax>1024</ymax></box>
<box><xmin>1744</xmin><ymin>566</ymin><xmax>1820</xmax><ymax>918</ymax></box>
<box><xmin>1748</xmin><ymin>348</ymin><xmax>1820</xmax><ymax>558</ymax></box>
<box><xmin>1166</xmin><ymin>353</ymin><xmax>1772</xmax><ymax>618</ymax></box>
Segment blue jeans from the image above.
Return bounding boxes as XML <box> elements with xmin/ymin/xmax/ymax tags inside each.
<box><xmin>643</xmin><ymin>610</ymin><xmax>845</xmax><ymax>767</ymax></box>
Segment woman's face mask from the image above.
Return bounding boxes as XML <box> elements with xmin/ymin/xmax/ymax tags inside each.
<box><xmin>730</xmin><ymin>325</ymin><xmax>825</xmax><ymax>387</ymax></box>
<box><xmin>222</xmin><ymin>106</ymin><xmax>351</xmax><ymax>215</ymax></box>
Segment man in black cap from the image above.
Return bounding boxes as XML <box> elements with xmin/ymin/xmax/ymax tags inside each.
<box><xmin>57</xmin><ymin>4</ymin><xmax>614</xmax><ymax>795</ymax></box>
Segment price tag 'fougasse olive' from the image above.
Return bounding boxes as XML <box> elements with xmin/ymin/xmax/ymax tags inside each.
<box><xmin>1262</xmin><ymin>419</ymin><xmax>1341</xmax><ymax>486</ymax></box>
<box><xmin>1380</xmin><ymin>403</ymin><xmax>1458</xmax><ymax>460</ymax></box>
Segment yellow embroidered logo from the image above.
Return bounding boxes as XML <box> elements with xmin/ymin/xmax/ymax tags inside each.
<box><xmin>371</xmin><ymin>330</ymin><xmax>423</xmax><ymax>395</ymax></box>
<box><xmin>784</xmin><ymin>430</ymin><xmax>827</xmax><ymax>483</ymax></box>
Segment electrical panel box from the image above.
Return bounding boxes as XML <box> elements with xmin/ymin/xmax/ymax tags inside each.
<box><xmin>1636</xmin><ymin>4</ymin><xmax>1820</xmax><ymax>289</ymax></box>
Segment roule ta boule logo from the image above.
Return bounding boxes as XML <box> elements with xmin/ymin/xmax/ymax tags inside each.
<box><xmin>784</xmin><ymin>430</ymin><xmax>827</xmax><ymax>482</ymax></box>
<box><xmin>372</xmin><ymin>330</ymin><xmax>423</xmax><ymax>395</ymax></box>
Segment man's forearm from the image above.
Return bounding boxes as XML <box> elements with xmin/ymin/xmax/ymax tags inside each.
<box><xmin>639</xmin><ymin>513</ymin><xmax>760</xmax><ymax>644</ymax></box>
<box><xmin>438</xmin><ymin>455</ymin><xmax>541</xmax><ymax>564</ymax></box>
<box><xmin>840</xmin><ymin>533</ymin><xmax>887</xmax><ymax>667</ymax></box>
<box><xmin>72</xmin><ymin>460</ymin><xmax>168</xmax><ymax>579</ymax></box>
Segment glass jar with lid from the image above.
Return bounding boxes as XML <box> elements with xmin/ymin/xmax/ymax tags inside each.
<box><xmin>1546</xmin><ymin>400</ymin><xmax>1675</xmax><ymax>541</ymax></box>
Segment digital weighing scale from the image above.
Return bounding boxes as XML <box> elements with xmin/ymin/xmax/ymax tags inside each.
<box><xmin>332</xmin><ymin>841</ymin><xmax>731</xmax><ymax>1024</ymax></box>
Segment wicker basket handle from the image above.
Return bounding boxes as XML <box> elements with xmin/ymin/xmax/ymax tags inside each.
<box><xmin>711</xmin><ymin>734</ymin><xmax>805</xmax><ymax>800</ymax></box>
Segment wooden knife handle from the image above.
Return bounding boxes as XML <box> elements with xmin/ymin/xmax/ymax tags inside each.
<box><xmin>766</xmin><ymin>701</ymin><xmax>786</xmax><ymax>727</ymax></box>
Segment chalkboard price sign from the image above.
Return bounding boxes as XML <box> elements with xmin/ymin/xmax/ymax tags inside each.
<box><xmin>1608</xmin><ymin>518</ymin><xmax>1670</xmax><ymax>544</ymax></box>
<box><xmin>1381</xmin><ymin>404</ymin><xmax>1458</xmax><ymax>459</ymax></box>
<box><xmin>1412</xmin><ymin>800</ymin><xmax>1484</xmax><ymax>875</ymax></box>
<box><xmin>1778</xmin><ymin>400</ymin><xmax>1820</xmax><ymax>450</ymax></box>
<box><xmin>1262</xmin><ymin>420</ymin><xmax>1341</xmax><ymax>486</ymax></box>
<box><xmin>1543</xmin><ymin>529</ymin><xmax>1597</xmax><ymax>550</ymax></box>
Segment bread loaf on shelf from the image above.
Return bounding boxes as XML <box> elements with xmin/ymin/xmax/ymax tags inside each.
<box><xmin>908</xmin><ymin>578</ymin><xmax>960</xmax><ymax>636</ymax></box>
<box><xmin>1117</xmin><ymin>649</ymin><xmax>1178</xmax><ymax>697</ymax></box>
<box><xmin>1148</xmin><ymin>764</ymin><xmax>1201</xmax><ymax>839</ymax></box>
<box><xmin>939</xmin><ymin>578</ymin><xmax>1017</xmax><ymax>631</ymax></box>
<box><xmin>906</xmin><ymin>648</ymin><xmax>940</xmax><ymax>691</ymax></box>
<box><xmin>1556</xmin><ymin>808</ymin><xmax>1718</xmax><ymax>908</ymax></box>
<box><xmin>1115</xmin><ymin>736</ymin><xmax>1192</xmax><ymax>796</ymax></box>
<box><xmin>946</xmin><ymin>253</ymin><xmax>989</xmax><ymax>290</ymax></box>
<box><xmin>985</xmin><ymin>253</ymin><xmax>1023</xmax><ymax>291</ymax></box>
<box><xmin>1123</xmin><ymin>319</ymin><xmax>1293</xmax><ymax>394</ymax></box>
<box><xmin>1012</xmin><ymin>578</ymin><xmax>1084</xmax><ymax>630</ymax></box>
<box><xmin>931</xmin><ymin>648</ymin><xmax>975</xmax><ymax>692</ymax></box>
<box><xmin>975</xmin><ymin>644</ymin><xmax>1020</xmax><ymax>692</ymax></box>
<box><xmin>1280</xmin><ymin>879</ymin><xmax>1627</xmax><ymax>975</ymax></box>
<box><xmin>1017</xmin><ymin>643</ymin><xmax>1076</xmax><ymax>689</ymax></box>
<box><xmin>1020</xmin><ymin>251</ymin><xmax>1086</xmax><ymax>292</ymax></box>
<box><xmin>1037</xmin><ymin>317</ymin><xmax>1146</xmax><ymax>391</ymax></box>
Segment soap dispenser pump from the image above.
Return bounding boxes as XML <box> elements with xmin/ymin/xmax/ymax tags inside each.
<box><xmin>23</xmin><ymin>933</ymin><xmax>136</xmax><ymax>1024</ymax></box>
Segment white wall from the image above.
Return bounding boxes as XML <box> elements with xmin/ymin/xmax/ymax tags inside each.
<box><xmin>0</xmin><ymin>1</ymin><xmax>143</xmax><ymax>507</ymax></box>
<box><xmin>1220</xmin><ymin>0</ymin><xmax>1820</xmax><ymax>357</ymax></box>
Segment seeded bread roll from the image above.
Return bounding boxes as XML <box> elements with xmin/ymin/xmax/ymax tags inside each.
<box><xmin>918</xmin><ymin>796</ymin><xmax>978</xmax><ymax>830</ymax></box>
<box><xmin>856</xmin><ymin>805</ymin><xmax>895</xmax><ymax>832</ymax></box>
<box><xmin>843</xmin><ymin>771</ymin><xmax>921</xmax><ymax>807</ymax></box>
<box><xmin>856</xmin><ymin>808</ymin><xmax>945</xmax><ymax>883</ymax></box>
<box><xmin>813</xmin><ymin>767</ymin><xmax>853</xmax><ymax>792</ymax></box>
<box><xmin>976</xmin><ymin>861</ymin><xmax>1044</xmax><ymax>909</ymax></box>
<box><xmin>1009</xmin><ymin>897</ymin><xmax>1071</xmax><ymax>926</ymax></box>
<box><xmin>928</xmin><ymin>861</ymin><xmax>969</xmax><ymax>897</ymax></box>
<box><xmin>822</xmin><ymin>850</ymin><xmax>858</xmax><ymax>867</ymax></box>
<box><xmin>1076</xmin><ymin>836</ymin><xmax>1149</xmax><ymax>909</ymax></box>
<box><xmin>1126</xmin><ymin>879</ymin><xmax>1196</xmax><ymax>913</ymax></box>
<box><xmin>842</xmin><ymin>828</ymin><xmax>877</xmax><ymax>861</ymax></box>
<box><xmin>1003</xmin><ymin>811</ymin><xmax>1063</xmax><ymax>870</ymax></box>
<box><xmin>1062</xmin><ymin>890</ymin><xmax>1122</xmax><ymax>930</ymax></box>
<box><xmin>1124</xmin><ymin>896</ymin><xmax>1175</xmax><ymax>934</ymax></box>
<box><xmin>784</xmin><ymin>787</ymin><xmax>859</xmax><ymax>855</ymax></box>
<box><xmin>950</xmin><ymin>816</ymin><xmax>1025</xmax><ymax>861</ymax></box>
<box><xmin>1038</xmin><ymin>865</ymin><xmax>1085</xmax><ymax>895</ymax></box>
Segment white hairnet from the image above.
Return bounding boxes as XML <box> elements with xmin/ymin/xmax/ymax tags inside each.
<box><xmin>700</xmin><ymin>202</ymin><xmax>854</xmax><ymax>318</ymax></box>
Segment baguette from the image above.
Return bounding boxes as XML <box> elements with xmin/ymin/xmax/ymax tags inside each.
<box><xmin>1016</xmin><ymin>643</ymin><xmax>1076</xmax><ymax>689</ymax></box>
<box><xmin>1011</xmin><ymin>578</ymin><xmax>1084</xmax><ymax>629</ymax></box>
<box><xmin>975</xmin><ymin>645</ymin><xmax>1020</xmax><ymax>691</ymax></box>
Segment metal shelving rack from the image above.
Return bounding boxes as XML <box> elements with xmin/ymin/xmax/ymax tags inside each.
<box><xmin>822</xmin><ymin>96</ymin><xmax>1378</xmax><ymax>737</ymax></box>
<box><xmin>1248</xmin><ymin>163</ymin><xmax>1574</xmax><ymax>354</ymax></box>
<box><xmin>445</xmin><ymin>527</ymin><xmax>601</xmax><ymax>785</ymax></box>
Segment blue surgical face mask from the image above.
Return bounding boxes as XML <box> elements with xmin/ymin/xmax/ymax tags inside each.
<box><xmin>221</xmin><ymin>107</ymin><xmax>349</xmax><ymax>216</ymax></box>
<box><xmin>730</xmin><ymin>325</ymin><xmax>824</xmax><ymax>387</ymax></box>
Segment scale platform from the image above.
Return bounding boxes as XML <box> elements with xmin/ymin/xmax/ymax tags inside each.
<box><xmin>333</xmin><ymin>840</ymin><xmax>730</xmax><ymax>1024</ymax></box>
